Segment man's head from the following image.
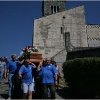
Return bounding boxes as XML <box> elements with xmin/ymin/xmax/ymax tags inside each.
<box><xmin>43</xmin><ymin>58</ymin><xmax>47</xmax><ymax>62</ymax></box>
<box><xmin>11</xmin><ymin>54</ymin><xmax>16</xmax><ymax>60</ymax></box>
<box><xmin>42</xmin><ymin>58</ymin><xmax>47</xmax><ymax>65</ymax></box>
<box><xmin>24</xmin><ymin>59</ymin><xmax>30</xmax><ymax>66</ymax></box>
<box><xmin>1</xmin><ymin>57</ymin><xmax>5</xmax><ymax>61</ymax></box>
<box><xmin>46</xmin><ymin>57</ymin><xmax>51</xmax><ymax>64</ymax></box>
<box><xmin>51</xmin><ymin>61</ymin><xmax>57</xmax><ymax>66</ymax></box>
<box><xmin>4</xmin><ymin>56</ymin><xmax>7</xmax><ymax>61</ymax></box>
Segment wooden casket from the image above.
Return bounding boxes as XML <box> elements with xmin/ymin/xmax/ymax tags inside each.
<box><xmin>29</xmin><ymin>52</ymin><xmax>43</xmax><ymax>63</ymax></box>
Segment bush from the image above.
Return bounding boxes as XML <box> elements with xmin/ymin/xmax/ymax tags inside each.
<box><xmin>62</xmin><ymin>57</ymin><xmax>100</xmax><ymax>98</ymax></box>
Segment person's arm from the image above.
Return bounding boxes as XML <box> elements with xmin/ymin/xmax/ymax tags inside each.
<box><xmin>4</xmin><ymin>62</ymin><xmax>9</xmax><ymax>78</ymax></box>
<box><xmin>55</xmin><ymin>73</ymin><xmax>58</xmax><ymax>81</ymax></box>
<box><xmin>52</xmin><ymin>65</ymin><xmax>58</xmax><ymax>85</ymax></box>
<box><xmin>4</xmin><ymin>67</ymin><xmax>7</xmax><ymax>78</ymax></box>
<box><xmin>31</xmin><ymin>63</ymin><xmax>36</xmax><ymax>68</ymax></box>
<box><xmin>55</xmin><ymin>73</ymin><xmax>58</xmax><ymax>86</ymax></box>
<box><xmin>58</xmin><ymin>66</ymin><xmax>60</xmax><ymax>75</ymax></box>
<box><xmin>18</xmin><ymin>65</ymin><xmax>24</xmax><ymax>79</ymax></box>
<box><xmin>37</xmin><ymin>62</ymin><xmax>42</xmax><ymax>71</ymax></box>
<box><xmin>17</xmin><ymin>60</ymin><xmax>24</xmax><ymax>65</ymax></box>
<box><xmin>18</xmin><ymin>72</ymin><xmax>22</xmax><ymax>79</ymax></box>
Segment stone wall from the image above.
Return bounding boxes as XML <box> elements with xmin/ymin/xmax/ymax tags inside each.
<box><xmin>88</xmin><ymin>37</ymin><xmax>100</xmax><ymax>47</ymax></box>
<box><xmin>33</xmin><ymin>5</ymin><xmax>88</xmax><ymax>60</ymax></box>
<box><xmin>86</xmin><ymin>24</ymin><xmax>100</xmax><ymax>47</ymax></box>
<box><xmin>66</xmin><ymin>5</ymin><xmax>88</xmax><ymax>47</ymax></box>
<box><xmin>86</xmin><ymin>24</ymin><xmax>100</xmax><ymax>39</ymax></box>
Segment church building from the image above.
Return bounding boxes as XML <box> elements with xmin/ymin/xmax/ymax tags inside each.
<box><xmin>33</xmin><ymin>0</ymin><xmax>100</xmax><ymax>67</ymax></box>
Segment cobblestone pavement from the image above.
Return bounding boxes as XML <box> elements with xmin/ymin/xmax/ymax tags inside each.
<box><xmin>0</xmin><ymin>78</ymin><xmax>69</xmax><ymax>99</ymax></box>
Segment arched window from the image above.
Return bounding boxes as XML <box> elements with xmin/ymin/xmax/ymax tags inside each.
<box><xmin>51</xmin><ymin>6</ymin><xmax>53</xmax><ymax>14</ymax></box>
<box><xmin>65</xmin><ymin>32</ymin><xmax>70</xmax><ymax>48</ymax></box>
<box><xmin>54</xmin><ymin>6</ymin><xmax>56</xmax><ymax>13</ymax></box>
<box><xmin>57</xmin><ymin>6</ymin><xmax>59</xmax><ymax>12</ymax></box>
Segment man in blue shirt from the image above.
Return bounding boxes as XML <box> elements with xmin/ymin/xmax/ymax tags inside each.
<box><xmin>37</xmin><ymin>57</ymin><xmax>58</xmax><ymax>99</ymax></box>
<box><xmin>18</xmin><ymin>59</ymin><xmax>36</xmax><ymax>100</ymax></box>
<box><xmin>35</xmin><ymin>58</ymin><xmax>47</xmax><ymax>99</ymax></box>
<box><xmin>4</xmin><ymin>54</ymin><xmax>24</xmax><ymax>100</ymax></box>
<box><xmin>14</xmin><ymin>56</ymin><xmax>24</xmax><ymax>99</ymax></box>
<box><xmin>0</xmin><ymin>57</ymin><xmax>6</xmax><ymax>85</ymax></box>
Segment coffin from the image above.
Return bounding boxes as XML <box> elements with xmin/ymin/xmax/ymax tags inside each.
<box><xmin>29</xmin><ymin>52</ymin><xmax>43</xmax><ymax>63</ymax></box>
<box><xmin>29</xmin><ymin>52</ymin><xmax>42</xmax><ymax>59</ymax></box>
<box><xmin>29</xmin><ymin>59</ymin><xmax>42</xmax><ymax>63</ymax></box>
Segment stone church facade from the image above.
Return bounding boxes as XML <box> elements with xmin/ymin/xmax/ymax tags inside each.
<box><xmin>32</xmin><ymin>1</ymin><xmax>100</xmax><ymax>67</ymax></box>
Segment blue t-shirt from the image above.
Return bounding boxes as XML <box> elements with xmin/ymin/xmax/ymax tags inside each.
<box><xmin>19</xmin><ymin>65</ymin><xmax>34</xmax><ymax>84</ymax></box>
<box><xmin>16</xmin><ymin>60</ymin><xmax>22</xmax><ymax>73</ymax></box>
<box><xmin>6</xmin><ymin>60</ymin><xmax>19</xmax><ymax>73</ymax></box>
<box><xmin>40</xmin><ymin>64</ymin><xmax>58</xmax><ymax>83</ymax></box>
<box><xmin>0</xmin><ymin>61</ymin><xmax>6</xmax><ymax>70</ymax></box>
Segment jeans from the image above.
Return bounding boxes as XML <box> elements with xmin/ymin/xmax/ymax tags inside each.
<box><xmin>48</xmin><ymin>88</ymin><xmax>50</xmax><ymax>97</ymax></box>
<box><xmin>0</xmin><ymin>69</ymin><xmax>4</xmax><ymax>82</ymax></box>
<box><xmin>42</xmin><ymin>83</ymin><xmax>56</xmax><ymax>99</ymax></box>
<box><xmin>8</xmin><ymin>73</ymin><xmax>15</xmax><ymax>98</ymax></box>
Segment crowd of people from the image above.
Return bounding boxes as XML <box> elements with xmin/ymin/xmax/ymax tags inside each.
<box><xmin>0</xmin><ymin>54</ymin><xmax>61</xmax><ymax>100</ymax></box>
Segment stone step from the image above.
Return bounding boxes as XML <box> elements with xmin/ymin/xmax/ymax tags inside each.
<box><xmin>0</xmin><ymin>78</ymin><xmax>67</xmax><ymax>99</ymax></box>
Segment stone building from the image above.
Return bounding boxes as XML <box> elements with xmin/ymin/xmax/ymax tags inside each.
<box><xmin>32</xmin><ymin>0</ymin><xmax>100</xmax><ymax>67</ymax></box>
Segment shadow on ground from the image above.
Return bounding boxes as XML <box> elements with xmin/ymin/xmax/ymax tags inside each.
<box><xmin>0</xmin><ymin>94</ymin><xmax>8</xmax><ymax>99</ymax></box>
<box><xmin>4</xmin><ymin>82</ymin><xmax>9</xmax><ymax>85</ymax></box>
<box><xmin>0</xmin><ymin>90</ymin><xmax>42</xmax><ymax>99</ymax></box>
<box><xmin>56</xmin><ymin>86</ymin><xmax>97</xmax><ymax>99</ymax></box>
<box><xmin>56</xmin><ymin>87</ymin><xmax>70</xmax><ymax>99</ymax></box>
<box><xmin>0</xmin><ymin>89</ymin><xmax>23</xmax><ymax>99</ymax></box>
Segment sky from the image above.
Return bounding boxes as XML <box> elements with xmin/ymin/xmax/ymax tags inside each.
<box><xmin>0</xmin><ymin>1</ymin><xmax>100</xmax><ymax>60</ymax></box>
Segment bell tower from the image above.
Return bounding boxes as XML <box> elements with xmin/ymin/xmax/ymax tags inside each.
<box><xmin>42</xmin><ymin>0</ymin><xmax>66</xmax><ymax>17</ymax></box>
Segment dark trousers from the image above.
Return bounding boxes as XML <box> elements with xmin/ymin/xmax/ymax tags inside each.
<box><xmin>42</xmin><ymin>83</ymin><xmax>56</xmax><ymax>99</ymax></box>
<box><xmin>35</xmin><ymin>77</ymin><xmax>42</xmax><ymax>99</ymax></box>
<box><xmin>8</xmin><ymin>73</ymin><xmax>22</xmax><ymax>99</ymax></box>
<box><xmin>14</xmin><ymin>74</ymin><xmax>22</xmax><ymax>99</ymax></box>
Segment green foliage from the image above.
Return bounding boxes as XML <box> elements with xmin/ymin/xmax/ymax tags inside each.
<box><xmin>62</xmin><ymin>57</ymin><xmax>100</xmax><ymax>97</ymax></box>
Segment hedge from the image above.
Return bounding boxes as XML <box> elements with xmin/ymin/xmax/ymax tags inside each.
<box><xmin>62</xmin><ymin>57</ymin><xmax>100</xmax><ymax>98</ymax></box>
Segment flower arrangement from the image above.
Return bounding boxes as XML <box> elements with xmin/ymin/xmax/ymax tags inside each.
<box><xmin>20</xmin><ymin>46</ymin><xmax>38</xmax><ymax>58</ymax></box>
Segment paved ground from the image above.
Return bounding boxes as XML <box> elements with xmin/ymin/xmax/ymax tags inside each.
<box><xmin>0</xmin><ymin>78</ymin><xmax>8</xmax><ymax>99</ymax></box>
<box><xmin>0</xmin><ymin>78</ymin><xmax>69</xmax><ymax>99</ymax></box>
